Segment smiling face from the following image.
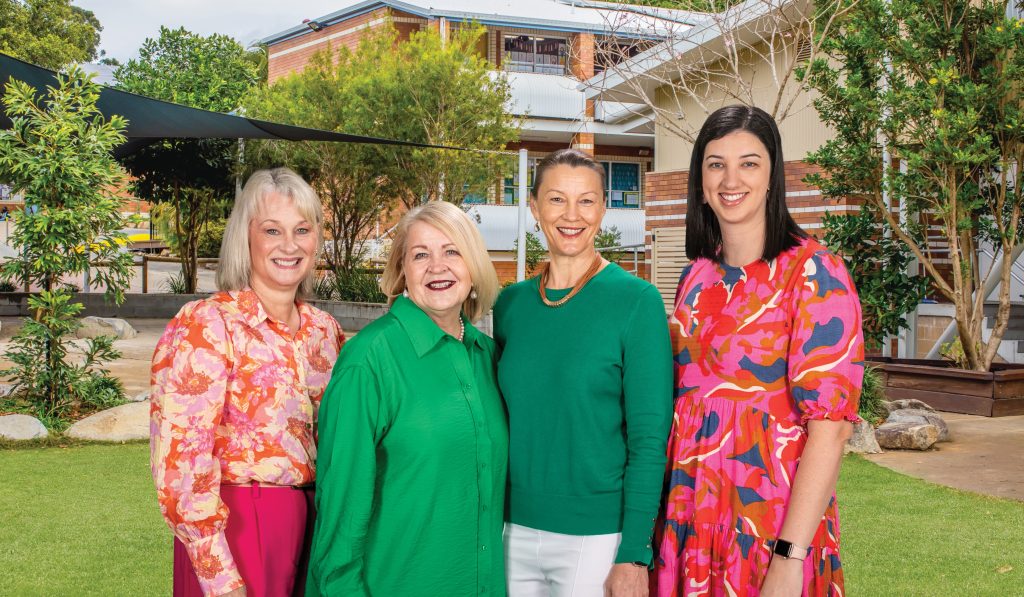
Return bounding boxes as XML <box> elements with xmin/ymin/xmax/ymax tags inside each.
<box><xmin>701</xmin><ymin>130</ymin><xmax>771</xmax><ymax>237</ymax></box>
<box><xmin>403</xmin><ymin>221</ymin><xmax>472</xmax><ymax>325</ymax></box>
<box><xmin>248</xmin><ymin>191</ymin><xmax>318</xmax><ymax>297</ymax></box>
<box><xmin>530</xmin><ymin>164</ymin><xmax>606</xmax><ymax>260</ymax></box>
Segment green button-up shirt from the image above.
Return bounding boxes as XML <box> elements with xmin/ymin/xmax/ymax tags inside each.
<box><xmin>307</xmin><ymin>296</ymin><xmax>508</xmax><ymax>597</ymax></box>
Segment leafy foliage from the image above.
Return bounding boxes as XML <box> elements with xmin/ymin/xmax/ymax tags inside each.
<box><xmin>803</xmin><ymin>0</ymin><xmax>1024</xmax><ymax>370</ymax></box>
<box><xmin>857</xmin><ymin>365</ymin><xmax>887</xmax><ymax>425</ymax></box>
<box><xmin>245</xmin><ymin>23</ymin><xmax>517</xmax><ymax>273</ymax></box>
<box><xmin>596</xmin><ymin>226</ymin><xmax>626</xmax><ymax>264</ymax></box>
<box><xmin>513</xmin><ymin>232</ymin><xmax>547</xmax><ymax>276</ymax></box>
<box><xmin>313</xmin><ymin>270</ymin><xmax>386</xmax><ymax>303</ymax></box>
<box><xmin>0</xmin><ymin>0</ymin><xmax>102</xmax><ymax>69</ymax></box>
<box><xmin>115</xmin><ymin>27</ymin><xmax>259</xmax><ymax>292</ymax></box>
<box><xmin>593</xmin><ymin>0</ymin><xmax>736</xmax><ymax>10</ymax></box>
<box><xmin>821</xmin><ymin>209</ymin><xmax>929</xmax><ymax>349</ymax></box>
<box><xmin>0</xmin><ymin>69</ymin><xmax>131</xmax><ymax>425</ymax></box>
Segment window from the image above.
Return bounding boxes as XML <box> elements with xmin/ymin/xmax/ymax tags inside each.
<box><xmin>600</xmin><ymin>161</ymin><xmax>641</xmax><ymax>208</ymax></box>
<box><xmin>504</xmin><ymin>35</ymin><xmax>567</xmax><ymax>75</ymax></box>
<box><xmin>502</xmin><ymin>158</ymin><xmax>538</xmax><ymax>204</ymax></box>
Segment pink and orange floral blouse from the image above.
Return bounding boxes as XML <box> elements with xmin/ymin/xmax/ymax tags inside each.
<box><xmin>150</xmin><ymin>289</ymin><xmax>343</xmax><ymax>596</ymax></box>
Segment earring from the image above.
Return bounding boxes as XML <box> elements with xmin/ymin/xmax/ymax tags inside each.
<box><xmin>534</xmin><ymin>222</ymin><xmax>541</xmax><ymax>232</ymax></box>
<box><xmin>470</xmin><ymin>288</ymin><xmax>478</xmax><ymax>299</ymax></box>
<box><xmin>402</xmin><ymin>288</ymin><xmax>409</xmax><ymax>298</ymax></box>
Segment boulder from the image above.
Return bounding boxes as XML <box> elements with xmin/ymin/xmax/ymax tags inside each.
<box><xmin>875</xmin><ymin>422</ymin><xmax>940</xmax><ymax>450</ymax></box>
<box><xmin>64</xmin><ymin>402</ymin><xmax>149</xmax><ymax>442</ymax></box>
<box><xmin>130</xmin><ymin>389</ymin><xmax>151</xmax><ymax>402</ymax></box>
<box><xmin>886</xmin><ymin>408</ymin><xmax>950</xmax><ymax>442</ymax></box>
<box><xmin>76</xmin><ymin>316</ymin><xmax>138</xmax><ymax>340</ymax></box>
<box><xmin>0</xmin><ymin>383</ymin><xmax>15</xmax><ymax>398</ymax></box>
<box><xmin>0</xmin><ymin>414</ymin><xmax>48</xmax><ymax>440</ymax></box>
<box><xmin>844</xmin><ymin>420</ymin><xmax>882</xmax><ymax>454</ymax></box>
<box><xmin>880</xmin><ymin>399</ymin><xmax>935</xmax><ymax>416</ymax></box>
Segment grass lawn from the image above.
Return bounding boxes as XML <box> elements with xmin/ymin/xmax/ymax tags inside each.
<box><xmin>1</xmin><ymin>446</ymin><xmax>1021</xmax><ymax>596</ymax></box>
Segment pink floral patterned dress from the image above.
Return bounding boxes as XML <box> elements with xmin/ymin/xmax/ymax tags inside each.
<box><xmin>654</xmin><ymin>238</ymin><xmax>864</xmax><ymax>596</ymax></box>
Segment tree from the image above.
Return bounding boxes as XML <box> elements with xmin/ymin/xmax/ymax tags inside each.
<box><xmin>804</xmin><ymin>0</ymin><xmax>1023</xmax><ymax>371</ymax></box>
<box><xmin>585</xmin><ymin>0</ymin><xmax>852</xmax><ymax>144</ymax></box>
<box><xmin>0</xmin><ymin>0</ymin><xmax>102</xmax><ymax>69</ymax></box>
<box><xmin>0</xmin><ymin>68</ymin><xmax>133</xmax><ymax>425</ymax></box>
<box><xmin>371</xmin><ymin>23</ymin><xmax>519</xmax><ymax>208</ymax></box>
<box><xmin>243</xmin><ymin>34</ymin><xmax>401</xmax><ymax>275</ymax></box>
<box><xmin>115</xmin><ymin>27</ymin><xmax>259</xmax><ymax>292</ymax></box>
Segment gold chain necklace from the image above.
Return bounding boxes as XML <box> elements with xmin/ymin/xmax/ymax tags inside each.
<box><xmin>537</xmin><ymin>254</ymin><xmax>603</xmax><ymax>308</ymax></box>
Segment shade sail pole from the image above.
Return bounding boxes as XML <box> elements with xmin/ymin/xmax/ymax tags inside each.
<box><xmin>516</xmin><ymin>148</ymin><xmax>528</xmax><ymax>282</ymax></box>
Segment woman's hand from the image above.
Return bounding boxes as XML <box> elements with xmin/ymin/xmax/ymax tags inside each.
<box><xmin>759</xmin><ymin>557</ymin><xmax>803</xmax><ymax>597</ymax></box>
<box><xmin>604</xmin><ymin>562</ymin><xmax>649</xmax><ymax>597</ymax></box>
<box><xmin>219</xmin><ymin>587</ymin><xmax>247</xmax><ymax>597</ymax></box>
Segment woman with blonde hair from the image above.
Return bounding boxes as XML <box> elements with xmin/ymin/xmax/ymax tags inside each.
<box><xmin>151</xmin><ymin>167</ymin><xmax>345</xmax><ymax>597</ymax></box>
<box><xmin>307</xmin><ymin>200</ymin><xmax>506</xmax><ymax>597</ymax></box>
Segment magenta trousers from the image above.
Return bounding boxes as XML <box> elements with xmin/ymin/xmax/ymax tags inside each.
<box><xmin>172</xmin><ymin>484</ymin><xmax>314</xmax><ymax>597</ymax></box>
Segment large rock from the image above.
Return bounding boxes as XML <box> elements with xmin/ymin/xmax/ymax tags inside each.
<box><xmin>64</xmin><ymin>402</ymin><xmax>149</xmax><ymax>442</ymax></box>
<box><xmin>76</xmin><ymin>316</ymin><xmax>138</xmax><ymax>340</ymax></box>
<box><xmin>886</xmin><ymin>408</ymin><xmax>950</xmax><ymax>442</ymax></box>
<box><xmin>845</xmin><ymin>420</ymin><xmax>882</xmax><ymax>454</ymax></box>
<box><xmin>130</xmin><ymin>389</ymin><xmax>151</xmax><ymax>403</ymax></box>
<box><xmin>880</xmin><ymin>399</ymin><xmax>935</xmax><ymax>416</ymax></box>
<box><xmin>875</xmin><ymin>422</ymin><xmax>940</xmax><ymax>450</ymax></box>
<box><xmin>0</xmin><ymin>414</ymin><xmax>48</xmax><ymax>440</ymax></box>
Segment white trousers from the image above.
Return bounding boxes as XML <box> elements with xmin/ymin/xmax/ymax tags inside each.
<box><xmin>504</xmin><ymin>522</ymin><xmax>621</xmax><ymax>597</ymax></box>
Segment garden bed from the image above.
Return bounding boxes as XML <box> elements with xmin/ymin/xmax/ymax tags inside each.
<box><xmin>869</xmin><ymin>358</ymin><xmax>1024</xmax><ymax>417</ymax></box>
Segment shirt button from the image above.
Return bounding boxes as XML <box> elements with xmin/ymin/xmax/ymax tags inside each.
<box><xmin>481</xmin><ymin>545</ymin><xmax>487</xmax><ymax>551</ymax></box>
<box><xmin>464</xmin><ymin>383</ymin><xmax>472</xmax><ymax>391</ymax></box>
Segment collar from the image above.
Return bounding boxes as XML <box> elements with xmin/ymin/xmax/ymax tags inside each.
<box><xmin>390</xmin><ymin>295</ymin><xmax>484</xmax><ymax>357</ymax></box>
<box><xmin>220</xmin><ymin>287</ymin><xmax>311</xmax><ymax>336</ymax></box>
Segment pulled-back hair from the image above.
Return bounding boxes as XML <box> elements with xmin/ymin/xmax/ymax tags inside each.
<box><xmin>530</xmin><ymin>148</ymin><xmax>607</xmax><ymax>198</ymax></box>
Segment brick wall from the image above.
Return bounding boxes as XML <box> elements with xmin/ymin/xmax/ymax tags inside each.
<box><xmin>267</xmin><ymin>8</ymin><xmax>425</xmax><ymax>82</ymax></box>
<box><xmin>642</xmin><ymin>161</ymin><xmax>861</xmax><ymax>281</ymax></box>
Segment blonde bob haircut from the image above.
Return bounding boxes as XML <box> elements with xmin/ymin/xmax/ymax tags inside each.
<box><xmin>381</xmin><ymin>201</ymin><xmax>499</xmax><ymax>323</ymax></box>
<box><xmin>216</xmin><ymin>167</ymin><xmax>324</xmax><ymax>297</ymax></box>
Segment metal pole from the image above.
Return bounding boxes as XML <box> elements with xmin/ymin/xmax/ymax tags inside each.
<box><xmin>516</xmin><ymin>148</ymin><xmax>528</xmax><ymax>282</ymax></box>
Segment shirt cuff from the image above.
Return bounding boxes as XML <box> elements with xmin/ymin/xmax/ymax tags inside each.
<box><xmin>615</xmin><ymin>507</ymin><xmax>656</xmax><ymax>565</ymax></box>
<box><xmin>184</xmin><ymin>531</ymin><xmax>244</xmax><ymax>596</ymax></box>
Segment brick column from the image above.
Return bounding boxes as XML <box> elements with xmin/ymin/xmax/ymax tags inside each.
<box><xmin>570</xmin><ymin>33</ymin><xmax>596</xmax><ymax>155</ymax></box>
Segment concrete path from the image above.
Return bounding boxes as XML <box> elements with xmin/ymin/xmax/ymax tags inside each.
<box><xmin>865</xmin><ymin>412</ymin><xmax>1024</xmax><ymax>501</ymax></box>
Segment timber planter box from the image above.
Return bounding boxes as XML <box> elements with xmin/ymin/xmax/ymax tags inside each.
<box><xmin>868</xmin><ymin>358</ymin><xmax>1024</xmax><ymax>417</ymax></box>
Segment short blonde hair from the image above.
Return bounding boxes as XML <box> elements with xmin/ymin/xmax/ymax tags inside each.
<box><xmin>216</xmin><ymin>167</ymin><xmax>324</xmax><ymax>296</ymax></box>
<box><xmin>381</xmin><ymin>201</ymin><xmax>499</xmax><ymax>323</ymax></box>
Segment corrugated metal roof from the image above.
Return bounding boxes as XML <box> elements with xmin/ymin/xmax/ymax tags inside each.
<box><xmin>464</xmin><ymin>203</ymin><xmax>645</xmax><ymax>251</ymax></box>
<box><xmin>262</xmin><ymin>0</ymin><xmax>707</xmax><ymax>46</ymax></box>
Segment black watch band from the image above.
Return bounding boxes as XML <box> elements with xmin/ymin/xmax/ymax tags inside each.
<box><xmin>772</xmin><ymin>539</ymin><xmax>810</xmax><ymax>560</ymax></box>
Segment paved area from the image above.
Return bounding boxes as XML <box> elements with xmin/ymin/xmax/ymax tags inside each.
<box><xmin>865</xmin><ymin>412</ymin><xmax>1024</xmax><ymax>501</ymax></box>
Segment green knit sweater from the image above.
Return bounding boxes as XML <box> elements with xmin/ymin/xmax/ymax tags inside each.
<box><xmin>493</xmin><ymin>264</ymin><xmax>673</xmax><ymax>565</ymax></box>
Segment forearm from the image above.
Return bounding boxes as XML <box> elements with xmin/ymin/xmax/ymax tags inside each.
<box><xmin>775</xmin><ymin>420</ymin><xmax>852</xmax><ymax>548</ymax></box>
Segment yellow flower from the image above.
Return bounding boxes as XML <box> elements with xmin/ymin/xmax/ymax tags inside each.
<box><xmin>928</xmin><ymin>77</ymin><xmax>939</xmax><ymax>85</ymax></box>
<box><xmin>996</xmin><ymin>26</ymin><xmax>1004</xmax><ymax>32</ymax></box>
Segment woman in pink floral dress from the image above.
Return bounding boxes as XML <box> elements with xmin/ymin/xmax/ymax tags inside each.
<box><xmin>654</xmin><ymin>106</ymin><xmax>864</xmax><ymax>597</ymax></box>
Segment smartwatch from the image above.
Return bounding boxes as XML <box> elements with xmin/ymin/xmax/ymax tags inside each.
<box><xmin>772</xmin><ymin>539</ymin><xmax>810</xmax><ymax>560</ymax></box>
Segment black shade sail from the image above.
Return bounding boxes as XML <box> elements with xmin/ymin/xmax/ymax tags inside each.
<box><xmin>0</xmin><ymin>52</ymin><xmax>464</xmax><ymax>158</ymax></box>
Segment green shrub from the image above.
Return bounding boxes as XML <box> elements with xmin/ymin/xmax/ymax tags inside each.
<box><xmin>859</xmin><ymin>365</ymin><xmax>887</xmax><ymax>425</ymax></box>
<box><xmin>334</xmin><ymin>269</ymin><xmax>386</xmax><ymax>303</ymax></box>
<box><xmin>196</xmin><ymin>218</ymin><xmax>227</xmax><ymax>258</ymax></box>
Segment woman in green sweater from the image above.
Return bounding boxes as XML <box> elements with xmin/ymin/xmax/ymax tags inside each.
<box><xmin>494</xmin><ymin>149</ymin><xmax>673</xmax><ymax>597</ymax></box>
<box><xmin>307</xmin><ymin>201</ymin><xmax>507</xmax><ymax>596</ymax></box>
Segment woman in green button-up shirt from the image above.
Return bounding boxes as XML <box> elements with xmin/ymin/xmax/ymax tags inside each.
<box><xmin>307</xmin><ymin>201</ymin><xmax>507</xmax><ymax>597</ymax></box>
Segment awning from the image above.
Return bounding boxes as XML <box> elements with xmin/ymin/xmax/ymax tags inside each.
<box><xmin>0</xmin><ymin>52</ymin><xmax>465</xmax><ymax>158</ymax></box>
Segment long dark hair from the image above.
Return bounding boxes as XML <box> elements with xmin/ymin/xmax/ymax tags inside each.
<box><xmin>685</xmin><ymin>105</ymin><xmax>806</xmax><ymax>262</ymax></box>
<box><xmin>530</xmin><ymin>148</ymin><xmax>607</xmax><ymax>198</ymax></box>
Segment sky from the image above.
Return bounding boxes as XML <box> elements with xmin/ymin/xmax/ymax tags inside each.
<box><xmin>74</xmin><ymin>0</ymin><xmax>352</xmax><ymax>63</ymax></box>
